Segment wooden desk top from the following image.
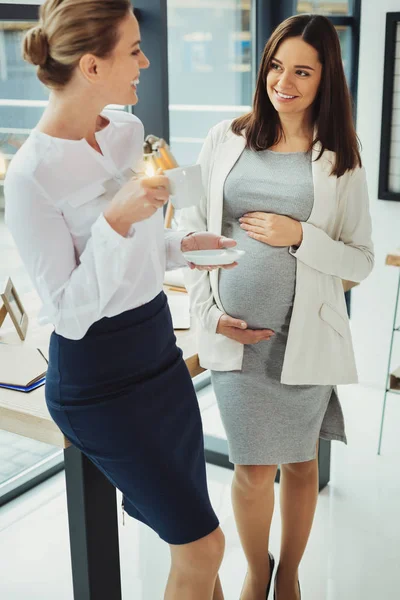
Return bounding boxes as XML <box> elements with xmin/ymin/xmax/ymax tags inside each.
<box><xmin>0</xmin><ymin>289</ymin><xmax>204</xmax><ymax>449</ymax></box>
<box><xmin>386</xmin><ymin>250</ymin><xmax>400</xmax><ymax>268</ymax></box>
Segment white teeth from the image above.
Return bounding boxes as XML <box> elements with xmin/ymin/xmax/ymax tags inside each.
<box><xmin>131</xmin><ymin>79</ymin><xmax>140</xmax><ymax>86</ymax></box>
<box><xmin>276</xmin><ymin>90</ymin><xmax>295</xmax><ymax>99</ymax></box>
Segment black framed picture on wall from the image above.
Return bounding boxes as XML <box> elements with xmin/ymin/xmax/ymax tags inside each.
<box><xmin>379</xmin><ymin>12</ymin><xmax>400</xmax><ymax>202</ymax></box>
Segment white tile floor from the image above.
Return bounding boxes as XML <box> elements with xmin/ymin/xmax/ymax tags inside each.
<box><xmin>1</xmin><ymin>209</ymin><xmax>400</xmax><ymax>599</ymax></box>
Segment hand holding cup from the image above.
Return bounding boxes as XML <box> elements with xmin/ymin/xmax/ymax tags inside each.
<box><xmin>164</xmin><ymin>164</ymin><xmax>204</xmax><ymax>209</ymax></box>
<box><xmin>104</xmin><ymin>174</ymin><xmax>170</xmax><ymax>236</ymax></box>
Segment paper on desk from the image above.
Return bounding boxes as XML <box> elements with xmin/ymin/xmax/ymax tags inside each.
<box><xmin>167</xmin><ymin>293</ymin><xmax>190</xmax><ymax>330</ymax></box>
<box><xmin>0</xmin><ymin>344</ymin><xmax>47</xmax><ymax>387</ymax></box>
<box><xmin>164</xmin><ymin>268</ymin><xmax>186</xmax><ymax>289</ymax></box>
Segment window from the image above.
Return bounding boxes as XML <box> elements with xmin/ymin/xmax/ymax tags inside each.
<box><xmin>0</xmin><ymin>17</ymin><xmax>49</xmax><ymax>207</ymax></box>
<box><xmin>167</xmin><ymin>0</ymin><xmax>253</xmax><ymax>165</ymax></box>
<box><xmin>297</xmin><ymin>0</ymin><xmax>351</xmax><ymax>16</ymax></box>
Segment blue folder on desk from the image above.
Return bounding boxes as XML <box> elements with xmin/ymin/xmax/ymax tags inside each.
<box><xmin>0</xmin><ymin>377</ymin><xmax>46</xmax><ymax>393</ymax></box>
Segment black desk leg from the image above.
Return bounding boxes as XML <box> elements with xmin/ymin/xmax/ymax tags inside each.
<box><xmin>63</xmin><ymin>446</ymin><xmax>122</xmax><ymax>600</ymax></box>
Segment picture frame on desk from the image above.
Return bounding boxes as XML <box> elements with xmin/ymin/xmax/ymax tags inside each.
<box><xmin>0</xmin><ymin>277</ymin><xmax>28</xmax><ymax>340</ymax></box>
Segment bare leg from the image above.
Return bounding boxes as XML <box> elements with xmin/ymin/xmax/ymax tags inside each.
<box><xmin>232</xmin><ymin>464</ymin><xmax>278</xmax><ymax>600</ymax></box>
<box><xmin>275</xmin><ymin>451</ymin><xmax>319</xmax><ymax>600</ymax></box>
<box><xmin>164</xmin><ymin>527</ymin><xmax>225</xmax><ymax>600</ymax></box>
<box><xmin>213</xmin><ymin>575</ymin><xmax>224</xmax><ymax>600</ymax></box>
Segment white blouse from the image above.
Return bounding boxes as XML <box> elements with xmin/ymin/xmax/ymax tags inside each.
<box><xmin>5</xmin><ymin>110</ymin><xmax>187</xmax><ymax>340</ymax></box>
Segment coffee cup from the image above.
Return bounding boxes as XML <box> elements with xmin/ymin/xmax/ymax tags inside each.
<box><xmin>164</xmin><ymin>164</ymin><xmax>204</xmax><ymax>209</ymax></box>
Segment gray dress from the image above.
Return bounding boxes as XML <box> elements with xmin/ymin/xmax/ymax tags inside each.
<box><xmin>211</xmin><ymin>149</ymin><xmax>346</xmax><ymax>465</ymax></box>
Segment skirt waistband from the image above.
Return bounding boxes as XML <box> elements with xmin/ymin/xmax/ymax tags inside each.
<box><xmin>46</xmin><ymin>290</ymin><xmax>179</xmax><ymax>407</ymax></box>
<box><xmin>56</xmin><ymin>291</ymin><xmax>167</xmax><ymax>339</ymax></box>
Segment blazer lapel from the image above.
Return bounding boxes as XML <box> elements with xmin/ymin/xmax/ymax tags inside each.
<box><xmin>309</xmin><ymin>144</ymin><xmax>337</xmax><ymax>229</ymax></box>
<box><xmin>208</xmin><ymin>131</ymin><xmax>246</xmax><ymax>233</ymax></box>
<box><xmin>208</xmin><ymin>130</ymin><xmax>246</xmax><ymax>307</ymax></box>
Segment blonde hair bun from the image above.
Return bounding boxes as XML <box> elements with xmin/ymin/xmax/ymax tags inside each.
<box><xmin>23</xmin><ymin>26</ymin><xmax>49</xmax><ymax>67</ymax></box>
<box><xmin>22</xmin><ymin>0</ymin><xmax>132</xmax><ymax>89</ymax></box>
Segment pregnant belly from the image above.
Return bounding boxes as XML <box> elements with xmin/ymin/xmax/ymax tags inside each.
<box><xmin>218</xmin><ymin>243</ymin><xmax>296</xmax><ymax>332</ymax></box>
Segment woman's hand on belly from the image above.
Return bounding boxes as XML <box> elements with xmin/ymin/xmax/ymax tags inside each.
<box><xmin>239</xmin><ymin>212</ymin><xmax>303</xmax><ymax>248</ymax></box>
<box><xmin>216</xmin><ymin>314</ymin><xmax>274</xmax><ymax>344</ymax></box>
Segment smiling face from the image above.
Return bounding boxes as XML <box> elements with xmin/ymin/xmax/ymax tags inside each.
<box><xmin>266</xmin><ymin>36</ymin><xmax>322</xmax><ymax>118</ymax></box>
<box><xmin>87</xmin><ymin>11</ymin><xmax>150</xmax><ymax>106</ymax></box>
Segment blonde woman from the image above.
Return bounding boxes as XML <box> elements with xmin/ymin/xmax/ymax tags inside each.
<box><xmin>180</xmin><ymin>14</ymin><xmax>373</xmax><ymax>600</ymax></box>
<box><xmin>4</xmin><ymin>1</ymin><xmax>237</xmax><ymax>598</ymax></box>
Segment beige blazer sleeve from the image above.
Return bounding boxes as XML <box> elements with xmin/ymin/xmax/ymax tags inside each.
<box><xmin>290</xmin><ymin>166</ymin><xmax>374</xmax><ymax>282</ymax></box>
<box><xmin>179</xmin><ymin>128</ymin><xmax>224</xmax><ymax>333</ymax></box>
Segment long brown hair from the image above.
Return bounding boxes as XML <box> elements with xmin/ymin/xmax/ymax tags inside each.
<box><xmin>23</xmin><ymin>0</ymin><xmax>132</xmax><ymax>89</ymax></box>
<box><xmin>232</xmin><ymin>14</ymin><xmax>361</xmax><ymax>177</ymax></box>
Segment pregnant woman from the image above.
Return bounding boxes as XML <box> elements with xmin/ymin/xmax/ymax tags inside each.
<box><xmin>180</xmin><ymin>14</ymin><xmax>374</xmax><ymax>600</ymax></box>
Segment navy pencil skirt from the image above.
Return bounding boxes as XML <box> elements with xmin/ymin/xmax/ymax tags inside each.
<box><xmin>45</xmin><ymin>292</ymin><xmax>219</xmax><ymax>545</ymax></box>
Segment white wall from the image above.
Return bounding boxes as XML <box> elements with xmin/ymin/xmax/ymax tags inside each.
<box><xmin>352</xmin><ymin>0</ymin><xmax>400</xmax><ymax>388</ymax></box>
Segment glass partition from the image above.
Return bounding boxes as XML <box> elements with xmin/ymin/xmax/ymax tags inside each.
<box><xmin>167</xmin><ymin>0</ymin><xmax>253</xmax><ymax>166</ymax></box>
<box><xmin>0</xmin><ymin>19</ymin><xmax>49</xmax><ymax>195</ymax></box>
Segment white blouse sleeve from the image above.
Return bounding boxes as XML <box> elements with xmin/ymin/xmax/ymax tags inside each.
<box><xmin>164</xmin><ymin>229</ymin><xmax>190</xmax><ymax>271</ymax></box>
<box><xmin>5</xmin><ymin>173</ymin><xmax>142</xmax><ymax>340</ymax></box>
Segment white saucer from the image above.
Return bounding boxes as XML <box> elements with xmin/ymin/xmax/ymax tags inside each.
<box><xmin>183</xmin><ymin>248</ymin><xmax>245</xmax><ymax>266</ymax></box>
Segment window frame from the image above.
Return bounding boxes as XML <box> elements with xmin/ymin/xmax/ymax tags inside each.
<box><xmin>378</xmin><ymin>12</ymin><xmax>400</xmax><ymax>202</ymax></box>
<box><xmin>0</xmin><ymin>3</ymin><xmax>39</xmax><ymax>20</ymax></box>
<box><xmin>130</xmin><ymin>1</ymin><xmax>170</xmax><ymax>142</ymax></box>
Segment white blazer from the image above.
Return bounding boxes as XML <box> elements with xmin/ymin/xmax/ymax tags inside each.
<box><xmin>179</xmin><ymin>120</ymin><xmax>374</xmax><ymax>385</ymax></box>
